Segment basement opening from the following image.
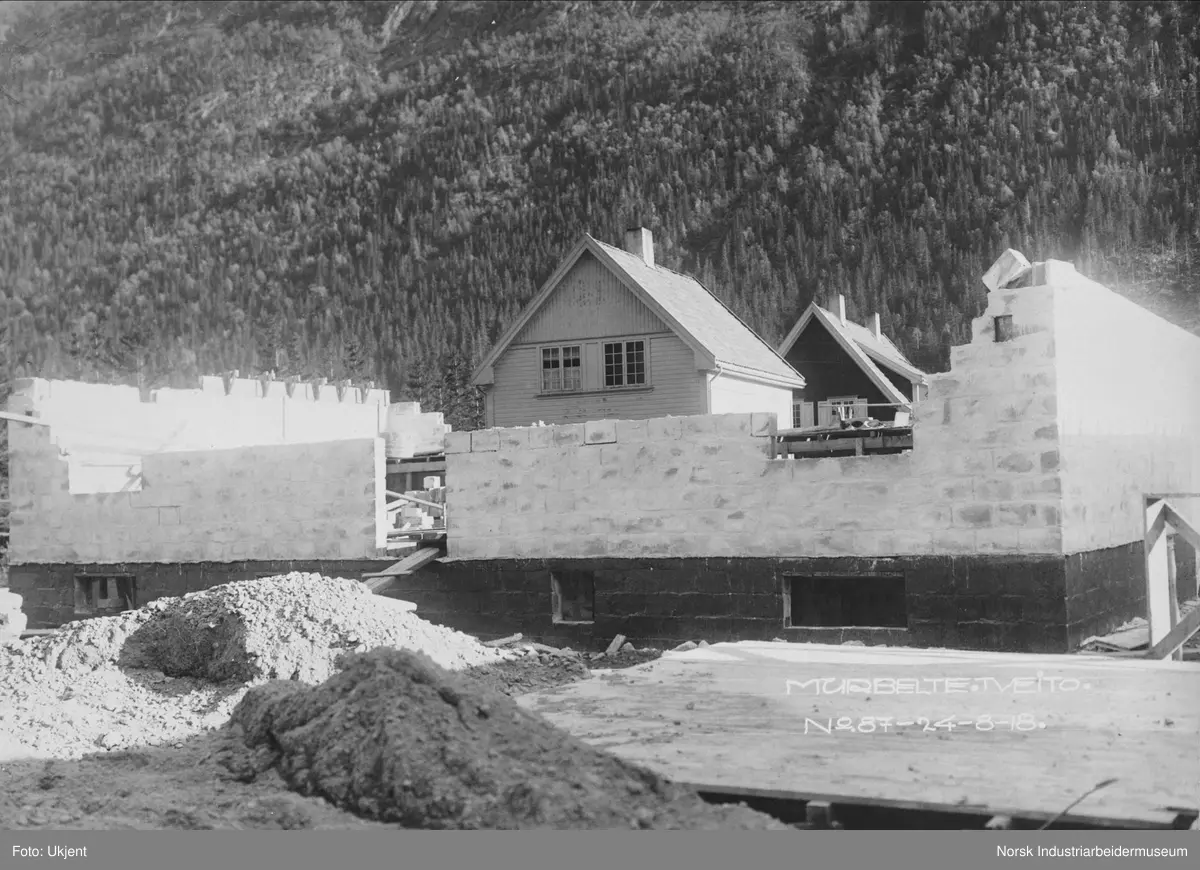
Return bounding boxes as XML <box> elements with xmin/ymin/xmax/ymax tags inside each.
<box><xmin>551</xmin><ymin>570</ymin><xmax>595</xmax><ymax>624</ymax></box>
<box><xmin>783</xmin><ymin>574</ymin><xmax>907</xmax><ymax>629</ymax></box>
<box><xmin>75</xmin><ymin>574</ymin><xmax>137</xmax><ymax>616</ymax></box>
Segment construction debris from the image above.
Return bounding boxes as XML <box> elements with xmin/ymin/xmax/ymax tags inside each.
<box><xmin>228</xmin><ymin>647</ymin><xmax>788</xmax><ymax>829</ymax></box>
<box><xmin>0</xmin><ymin>574</ymin><xmax>512</xmax><ymax>760</ymax></box>
<box><xmin>604</xmin><ymin>634</ymin><xmax>627</xmax><ymax>656</ymax></box>
<box><xmin>482</xmin><ymin>633</ymin><xmax>523</xmax><ymax>648</ymax></box>
<box><xmin>0</xmin><ymin>589</ymin><xmax>26</xmax><ymax>644</ymax></box>
<box><xmin>1079</xmin><ymin>600</ymin><xmax>1200</xmax><ymax>654</ymax></box>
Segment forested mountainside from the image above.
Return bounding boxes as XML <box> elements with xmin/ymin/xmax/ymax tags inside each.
<box><xmin>0</xmin><ymin>0</ymin><xmax>1198</xmax><ymax>428</ymax></box>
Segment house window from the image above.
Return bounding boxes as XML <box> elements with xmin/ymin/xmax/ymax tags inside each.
<box><xmin>783</xmin><ymin>575</ymin><xmax>907</xmax><ymax>629</ymax></box>
<box><xmin>542</xmin><ymin>345</ymin><xmax>582</xmax><ymax>393</ymax></box>
<box><xmin>75</xmin><ymin>575</ymin><xmax>137</xmax><ymax>616</ymax></box>
<box><xmin>551</xmin><ymin>570</ymin><xmax>595</xmax><ymax>624</ymax></box>
<box><xmin>828</xmin><ymin>396</ymin><xmax>865</xmax><ymax>422</ymax></box>
<box><xmin>604</xmin><ymin>340</ymin><xmax>646</xmax><ymax>388</ymax></box>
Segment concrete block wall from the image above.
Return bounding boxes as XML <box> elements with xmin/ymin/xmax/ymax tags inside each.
<box><xmin>7</xmin><ymin>420</ymin><xmax>386</xmax><ymax>565</ymax></box>
<box><xmin>446</xmin><ymin>259</ymin><xmax>1200</xmax><ymax>571</ymax></box>
<box><xmin>1049</xmin><ymin>266</ymin><xmax>1200</xmax><ymax>554</ymax></box>
<box><xmin>445</xmin><ymin>311</ymin><xmax>1066</xmax><ymax>563</ymax></box>
<box><xmin>8</xmin><ymin>378</ymin><xmax>391</xmax><ymax>495</ymax></box>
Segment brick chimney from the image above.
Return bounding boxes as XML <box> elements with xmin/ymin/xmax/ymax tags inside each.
<box><xmin>624</xmin><ymin>227</ymin><xmax>654</xmax><ymax>267</ymax></box>
<box><xmin>838</xmin><ymin>294</ymin><xmax>847</xmax><ymax>325</ymax></box>
<box><xmin>873</xmin><ymin>312</ymin><xmax>881</xmax><ymax>340</ymax></box>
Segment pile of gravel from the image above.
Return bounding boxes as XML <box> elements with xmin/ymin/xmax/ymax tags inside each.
<box><xmin>0</xmin><ymin>573</ymin><xmax>514</xmax><ymax>760</ymax></box>
<box><xmin>118</xmin><ymin>572</ymin><xmax>513</xmax><ymax>683</ymax></box>
<box><xmin>229</xmin><ymin>647</ymin><xmax>789</xmax><ymax>830</ymax></box>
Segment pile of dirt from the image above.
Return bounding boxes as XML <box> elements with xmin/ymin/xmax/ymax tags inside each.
<box><xmin>465</xmin><ymin>650</ymin><xmax>591</xmax><ymax>696</ymax></box>
<box><xmin>0</xmin><ymin>731</ymin><xmax>399</xmax><ymax>830</ymax></box>
<box><xmin>229</xmin><ymin>647</ymin><xmax>788</xmax><ymax>830</ymax></box>
<box><xmin>465</xmin><ymin>646</ymin><xmax>662</xmax><ymax>697</ymax></box>
<box><xmin>118</xmin><ymin>572</ymin><xmax>513</xmax><ymax>682</ymax></box>
<box><xmin>0</xmin><ymin>573</ymin><xmax>513</xmax><ymax>760</ymax></box>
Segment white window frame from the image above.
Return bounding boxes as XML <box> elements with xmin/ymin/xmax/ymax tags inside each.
<box><xmin>828</xmin><ymin>395</ymin><xmax>864</xmax><ymax>421</ymax></box>
<box><xmin>603</xmin><ymin>338</ymin><xmax>647</xmax><ymax>389</ymax></box>
<box><xmin>540</xmin><ymin>344</ymin><xmax>582</xmax><ymax>394</ymax></box>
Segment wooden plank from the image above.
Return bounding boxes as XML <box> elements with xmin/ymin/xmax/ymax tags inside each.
<box><xmin>385</xmin><ymin>490</ymin><xmax>442</xmax><ymax>510</ymax></box>
<box><xmin>0</xmin><ymin>411</ymin><xmax>51</xmax><ymax>426</ymax></box>
<box><xmin>1144</xmin><ymin>605</ymin><xmax>1200</xmax><ymax>661</ymax></box>
<box><xmin>1145</xmin><ymin>499</ymin><xmax>1174</xmax><ymax>648</ymax></box>
<box><xmin>362</xmin><ymin>546</ymin><xmax>444</xmax><ymax>580</ymax></box>
<box><xmin>1164</xmin><ymin>503</ymin><xmax>1200</xmax><ymax>554</ymax></box>
<box><xmin>519</xmin><ymin>642</ymin><xmax>1200</xmax><ymax>828</ymax></box>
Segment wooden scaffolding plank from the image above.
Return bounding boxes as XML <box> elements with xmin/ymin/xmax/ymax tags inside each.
<box><xmin>1145</xmin><ymin>605</ymin><xmax>1200</xmax><ymax>661</ymax></box>
<box><xmin>362</xmin><ymin>546</ymin><xmax>444</xmax><ymax>588</ymax></box>
<box><xmin>519</xmin><ymin>643</ymin><xmax>1200</xmax><ymax>828</ymax></box>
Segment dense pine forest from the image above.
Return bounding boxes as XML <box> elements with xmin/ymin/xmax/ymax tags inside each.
<box><xmin>0</xmin><ymin>0</ymin><xmax>1198</xmax><ymax>544</ymax></box>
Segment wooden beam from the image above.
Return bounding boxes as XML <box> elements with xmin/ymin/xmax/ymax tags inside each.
<box><xmin>1144</xmin><ymin>604</ymin><xmax>1200</xmax><ymax>661</ymax></box>
<box><xmin>384</xmin><ymin>490</ymin><xmax>442</xmax><ymax>510</ymax></box>
<box><xmin>362</xmin><ymin>546</ymin><xmax>444</xmax><ymax>590</ymax></box>
<box><xmin>1145</xmin><ymin>499</ymin><xmax>1174</xmax><ymax>648</ymax></box>
<box><xmin>1164</xmin><ymin>502</ymin><xmax>1200</xmax><ymax>553</ymax></box>
<box><xmin>0</xmin><ymin>410</ymin><xmax>51</xmax><ymax>426</ymax></box>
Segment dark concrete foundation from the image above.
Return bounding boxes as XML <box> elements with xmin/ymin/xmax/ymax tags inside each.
<box><xmin>381</xmin><ymin>554</ymin><xmax>1080</xmax><ymax>653</ymax></box>
<box><xmin>1063</xmin><ymin>542</ymin><xmax>1146</xmax><ymax>650</ymax></box>
<box><xmin>10</xmin><ymin>544</ymin><xmax>1168</xmax><ymax>655</ymax></box>
<box><xmin>9</xmin><ymin>560</ymin><xmax>395</xmax><ymax>629</ymax></box>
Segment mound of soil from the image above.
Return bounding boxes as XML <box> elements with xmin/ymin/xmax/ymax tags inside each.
<box><xmin>119</xmin><ymin>572</ymin><xmax>512</xmax><ymax>683</ymax></box>
<box><xmin>0</xmin><ymin>574</ymin><xmax>512</xmax><ymax>760</ymax></box>
<box><xmin>465</xmin><ymin>652</ymin><xmax>591</xmax><ymax>696</ymax></box>
<box><xmin>230</xmin><ymin>647</ymin><xmax>788</xmax><ymax>830</ymax></box>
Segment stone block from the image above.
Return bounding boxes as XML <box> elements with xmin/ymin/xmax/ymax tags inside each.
<box><xmin>680</xmin><ymin>415</ymin><xmax>717</xmax><ymax>436</ymax></box>
<box><xmin>471</xmin><ymin>429</ymin><xmax>500</xmax><ymax>452</ymax></box>
<box><xmin>981</xmin><ymin>248</ymin><xmax>1032</xmax><ymax>293</ymax></box>
<box><xmin>614</xmin><ymin>419</ymin><xmax>649</xmax><ymax>442</ymax></box>
<box><xmin>495</xmin><ymin>427</ymin><xmax>529</xmax><ymax>451</ymax></box>
<box><xmin>750</xmin><ymin>412</ymin><xmax>777</xmax><ymax>437</ymax></box>
<box><xmin>647</xmin><ymin>416</ymin><xmax>683</xmax><ymax>440</ymax></box>
<box><xmin>583</xmin><ymin>419</ymin><xmax>617</xmax><ymax>445</ymax></box>
<box><xmin>444</xmin><ymin>431</ymin><xmax>472</xmax><ymax>454</ymax></box>
<box><xmin>974</xmin><ymin>528</ymin><xmax>1024</xmax><ymax>554</ymax></box>
<box><xmin>522</xmin><ymin>426</ymin><xmax>553</xmax><ymax>449</ymax></box>
<box><xmin>930</xmin><ymin>529</ymin><xmax>978</xmax><ymax>554</ymax></box>
<box><xmin>551</xmin><ymin>423</ymin><xmax>585</xmax><ymax>448</ymax></box>
<box><xmin>953</xmin><ymin>504</ymin><xmax>994</xmax><ymax>527</ymax></box>
<box><xmin>712</xmin><ymin>414</ymin><xmax>753</xmax><ymax>437</ymax></box>
<box><xmin>1018</xmin><ymin>528</ymin><xmax>1063</xmax><ymax>554</ymax></box>
<box><xmin>994</xmin><ymin>451</ymin><xmax>1036</xmax><ymax>474</ymax></box>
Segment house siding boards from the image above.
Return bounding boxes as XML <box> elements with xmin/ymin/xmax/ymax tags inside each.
<box><xmin>708</xmin><ymin>374</ymin><xmax>792</xmax><ymax>425</ymax></box>
<box><xmin>784</xmin><ymin>319</ymin><xmax>899</xmax><ymax>423</ymax></box>
<box><xmin>474</xmin><ymin>231</ymin><xmax>804</xmax><ymax>427</ymax></box>
<box><xmin>489</xmin><ymin>333</ymin><xmax>706</xmax><ymax>427</ymax></box>
<box><xmin>513</xmin><ymin>253</ymin><xmax>665</xmax><ymax>344</ymax></box>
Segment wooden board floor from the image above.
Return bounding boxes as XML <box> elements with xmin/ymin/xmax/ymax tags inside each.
<box><xmin>518</xmin><ymin>642</ymin><xmax>1200</xmax><ymax>828</ymax></box>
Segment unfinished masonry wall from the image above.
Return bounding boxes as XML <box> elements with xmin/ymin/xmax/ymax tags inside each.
<box><xmin>7</xmin><ymin>422</ymin><xmax>386</xmax><ymax>566</ymax></box>
<box><xmin>1049</xmin><ymin>265</ymin><xmax>1200</xmax><ymax>553</ymax></box>
<box><xmin>445</xmin><ymin>308</ymin><xmax>1064</xmax><ymax>562</ymax></box>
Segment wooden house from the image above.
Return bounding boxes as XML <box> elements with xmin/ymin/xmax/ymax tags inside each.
<box><xmin>778</xmin><ymin>295</ymin><xmax>929</xmax><ymax>429</ymax></box>
<box><xmin>470</xmin><ymin>228</ymin><xmax>806</xmax><ymax>427</ymax></box>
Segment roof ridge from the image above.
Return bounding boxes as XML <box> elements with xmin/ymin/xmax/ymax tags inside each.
<box><xmin>597</xmin><ymin>237</ymin><xmax>796</xmax><ymax>373</ymax></box>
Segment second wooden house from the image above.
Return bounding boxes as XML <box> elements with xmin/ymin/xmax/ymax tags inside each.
<box><xmin>779</xmin><ymin>296</ymin><xmax>929</xmax><ymax>429</ymax></box>
<box><xmin>470</xmin><ymin>228</ymin><xmax>806</xmax><ymax>427</ymax></box>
